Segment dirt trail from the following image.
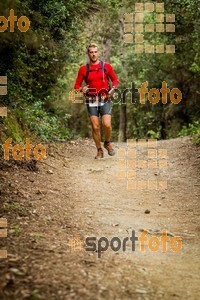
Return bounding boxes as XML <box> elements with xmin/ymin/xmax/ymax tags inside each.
<box><xmin>0</xmin><ymin>137</ymin><xmax>199</xmax><ymax>300</ymax></box>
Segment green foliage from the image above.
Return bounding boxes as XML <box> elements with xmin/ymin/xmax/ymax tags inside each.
<box><xmin>17</xmin><ymin>101</ymin><xmax>71</xmax><ymax>141</ymax></box>
<box><xmin>1</xmin><ymin>0</ymin><xmax>199</xmax><ymax>142</ymax></box>
<box><xmin>12</xmin><ymin>224</ymin><xmax>21</xmax><ymax>235</ymax></box>
<box><xmin>179</xmin><ymin>121</ymin><xmax>200</xmax><ymax>145</ymax></box>
<box><xmin>147</xmin><ymin>130</ymin><xmax>160</xmax><ymax>139</ymax></box>
<box><xmin>0</xmin><ymin>0</ymin><xmax>102</xmax><ymax>141</ymax></box>
<box><xmin>3</xmin><ymin>202</ymin><xmax>22</xmax><ymax>211</ymax></box>
<box><xmin>2</xmin><ymin>114</ymin><xmax>27</xmax><ymax>143</ymax></box>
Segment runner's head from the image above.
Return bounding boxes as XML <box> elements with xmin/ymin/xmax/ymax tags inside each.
<box><xmin>87</xmin><ymin>43</ymin><xmax>98</xmax><ymax>63</ymax></box>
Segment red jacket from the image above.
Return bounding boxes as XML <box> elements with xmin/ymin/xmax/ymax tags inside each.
<box><xmin>74</xmin><ymin>61</ymin><xmax>119</xmax><ymax>95</ymax></box>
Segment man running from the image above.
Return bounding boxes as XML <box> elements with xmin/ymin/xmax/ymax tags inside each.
<box><xmin>74</xmin><ymin>43</ymin><xmax>119</xmax><ymax>159</ymax></box>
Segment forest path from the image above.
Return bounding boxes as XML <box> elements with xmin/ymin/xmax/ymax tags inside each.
<box><xmin>0</xmin><ymin>137</ymin><xmax>199</xmax><ymax>299</ymax></box>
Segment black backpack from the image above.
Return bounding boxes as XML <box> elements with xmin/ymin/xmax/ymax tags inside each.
<box><xmin>85</xmin><ymin>60</ymin><xmax>110</xmax><ymax>89</ymax></box>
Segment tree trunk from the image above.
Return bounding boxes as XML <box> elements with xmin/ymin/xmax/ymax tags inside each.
<box><xmin>118</xmin><ymin>18</ymin><xmax>127</xmax><ymax>142</ymax></box>
<box><xmin>118</xmin><ymin>102</ymin><xmax>127</xmax><ymax>142</ymax></box>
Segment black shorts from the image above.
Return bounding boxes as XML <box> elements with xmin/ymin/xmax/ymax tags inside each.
<box><xmin>86</xmin><ymin>101</ymin><xmax>112</xmax><ymax>117</ymax></box>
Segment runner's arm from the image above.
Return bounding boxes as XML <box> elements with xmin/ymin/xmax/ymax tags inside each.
<box><xmin>106</xmin><ymin>64</ymin><xmax>119</xmax><ymax>89</ymax></box>
<box><xmin>74</xmin><ymin>66</ymin><xmax>86</xmax><ymax>91</ymax></box>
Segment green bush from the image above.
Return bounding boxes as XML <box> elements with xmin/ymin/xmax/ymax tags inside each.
<box><xmin>17</xmin><ymin>101</ymin><xmax>71</xmax><ymax>142</ymax></box>
<box><xmin>179</xmin><ymin>121</ymin><xmax>200</xmax><ymax>145</ymax></box>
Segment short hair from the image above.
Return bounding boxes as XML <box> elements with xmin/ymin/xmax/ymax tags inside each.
<box><xmin>87</xmin><ymin>43</ymin><xmax>98</xmax><ymax>53</ymax></box>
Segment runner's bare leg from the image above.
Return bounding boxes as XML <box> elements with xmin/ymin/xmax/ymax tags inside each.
<box><xmin>90</xmin><ymin>116</ymin><xmax>101</xmax><ymax>149</ymax></box>
<box><xmin>102</xmin><ymin>115</ymin><xmax>112</xmax><ymax>142</ymax></box>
